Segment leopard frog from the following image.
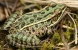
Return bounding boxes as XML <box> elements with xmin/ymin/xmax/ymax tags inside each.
<box><xmin>1</xmin><ymin>2</ymin><xmax>77</xmax><ymax>48</ymax></box>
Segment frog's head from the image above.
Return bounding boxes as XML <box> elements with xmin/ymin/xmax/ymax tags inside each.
<box><xmin>0</xmin><ymin>11</ymin><xmax>20</xmax><ymax>30</ymax></box>
<box><xmin>49</xmin><ymin>1</ymin><xmax>66</xmax><ymax>14</ymax></box>
<box><xmin>50</xmin><ymin>1</ymin><xmax>66</xmax><ymax>8</ymax></box>
<box><xmin>1</xmin><ymin>22</ymin><xmax>11</xmax><ymax>30</ymax></box>
<box><xmin>49</xmin><ymin>2</ymin><xmax>57</xmax><ymax>8</ymax></box>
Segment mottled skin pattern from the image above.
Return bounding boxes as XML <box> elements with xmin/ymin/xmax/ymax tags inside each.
<box><xmin>1</xmin><ymin>2</ymin><xmax>67</xmax><ymax>48</ymax></box>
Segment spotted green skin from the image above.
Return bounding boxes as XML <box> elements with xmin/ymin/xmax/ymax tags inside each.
<box><xmin>2</xmin><ymin>2</ymin><xmax>66</xmax><ymax>48</ymax></box>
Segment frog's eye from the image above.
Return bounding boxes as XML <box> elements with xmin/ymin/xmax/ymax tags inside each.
<box><xmin>50</xmin><ymin>2</ymin><xmax>57</xmax><ymax>8</ymax></box>
<box><xmin>51</xmin><ymin>4</ymin><xmax>57</xmax><ymax>8</ymax></box>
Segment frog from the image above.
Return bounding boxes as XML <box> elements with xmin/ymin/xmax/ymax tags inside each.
<box><xmin>1</xmin><ymin>1</ymin><xmax>77</xmax><ymax>50</ymax></box>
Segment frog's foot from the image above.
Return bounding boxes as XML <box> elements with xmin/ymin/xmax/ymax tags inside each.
<box><xmin>6</xmin><ymin>33</ymin><xmax>43</xmax><ymax>48</ymax></box>
<box><xmin>3</xmin><ymin>44</ymin><xmax>10</xmax><ymax>50</ymax></box>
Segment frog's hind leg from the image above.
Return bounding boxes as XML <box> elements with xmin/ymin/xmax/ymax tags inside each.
<box><xmin>6</xmin><ymin>33</ymin><xmax>42</xmax><ymax>49</ymax></box>
<box><xmin>3</xmin><ymin>39</ymin><xmax>18</xmax><ymax>50</ymax></box>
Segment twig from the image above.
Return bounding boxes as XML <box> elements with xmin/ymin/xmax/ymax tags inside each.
<box><xmin>59</xmin><ymin>19</ymin><xmax>70</xmax><ymax>50</ymax></box>
<box><xmin>12</xmin><ymin>0</ymin><xmax>18</xmax><ymax>12</ymax></box>
<box><xmin>67</xmin><ymin>12</ymin><xmax>77</xmax><ymax>44</ymax></box>
<box><xmin>16</xmin><ymin>4</ymin><xmax>36</xmax><ymax>11</ymax></box>
<box><xmin>68</xmin><ymin>38</ymin><xmax>78</xmax><ymax>45</ymax></box>
<box><xmin>62</xmin><ymin>25</ymin><xmax>74</xmax><ymax>30</ymax></box>
<box><xmin>4</xmin><ymin>8</ymin><xmax>9</xmax><ymax>18</ymax></box>
<box><xmin>23</xmin><ymin>0</ymin><xmax>78</xmax><ymax>8</ymax></box>
<box><xmin>4</xmin><ymin>0</ymin><xmax>11</xmax><ymax>16</ymax></box>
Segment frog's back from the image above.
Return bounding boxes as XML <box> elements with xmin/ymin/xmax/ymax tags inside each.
<box><xmin>10</xmin><ymin>2</ymin><xmax>65</xmax><ymax>29</ymax></box>
<box><xmin>1</xmin><ymin>2</ymin><xmax>66</xmax><ymax>31</ymax></box>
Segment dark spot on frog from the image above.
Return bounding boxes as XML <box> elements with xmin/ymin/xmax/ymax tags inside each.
<box><xmin>10</xmin><ymin>24</ymin><xmax>12</xmax><ymax>27</ymax></box>
<box><xmin>41</xmin><ymin>27</ymin><xmax>44</xmax><ymax>30</ymax></box>
<box><xmin>47</xmin><ymin>19</ymin><xmax>51</xmax><ymax>22</ymax></box>
<box><xmin>37</xmin><ymin>12</ymin><xmax>41</xmax><ymax>14</ymax></box>
<box><xmin>35</xmin><ymin>24</ymin><xmax>38</xmax><ymax>28</ymax></box>
<box><xmin>41</xmin><ymin>22</ymin><xmax>44</xmax><ymax>24</ymax></box>
<box><xmin>29</xmin><ymin>31</ymin><xmax>31</xmax><ymax>34</ymax></box>
<box><xmin>26</xmin><ymin>27</ymin><xmax>29</xmax><ymax>31</ymax></box>
<box><xmin>49</xmin><ymin>12</ymin><xmax>53</xmax><ymax>14</ymax></box>
<box><xmin>43</xmin><ymin>12</ymin><xmax>53</xmax><ymax>18</ymax></box>
<box><xmin>41</xmin><ymin>12</ymin><xmax>45</xmax><ymax>14</ymax></box>
<box><xmin>32</xmin><ymin>28</ymin><xmax>35</xmax><ymax>32</ymax></box>
<box><xmin>51</xmin><ymin>20</ymin><xmax>53</xmax><ymax>23</ymax></box>
<box><xmin>46</xmin><ymin>7</ymin><xmax>49</xmax><ymax>11</ymax></box>
<box><xmin>15</xmin><ymin>26</ymin><xmax>19</xmax><ymax>29</ymax></box>
<box><xmin>30</xmin><ymin>19</ymin><xmax>34</xmax><ymax>23</ymax></box>
<box><xmin>37</xmin><ymin>17</ymin><xmax>42</xmax><ymax>20</ymax></box>
<box><xmin>10</xmin><ymin>29</ymin><xmax>14</xmax><ymax>31</ymax></box>
<box><xmin>38</xmin><ymin>32</ymin><xmax>40</xmax><ymax>35</ymax></box>
<box><xmin>18</xmin><ymin>18</ymin><xmax>22</xmax><ymax>21</ymax></box>
<box><xmin>33</xmin><ymin>15</ymin><xmax>37</xmax><ymax>18</ymax></box>
<box><xmin>6</xmin><ymin>27</ymin><xmax>10</xmax><ymax>30</ymax></box>
<box><xmin>21</xmin><ymin>22</ymin><xmax>25</xmax><ymax>28</ymax></box>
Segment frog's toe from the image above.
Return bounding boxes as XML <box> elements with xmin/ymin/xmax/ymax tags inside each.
<box><xmin>6</xmin><ymin>34</ymin><xmax>13</xmax><ymax>44</ymax></box>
